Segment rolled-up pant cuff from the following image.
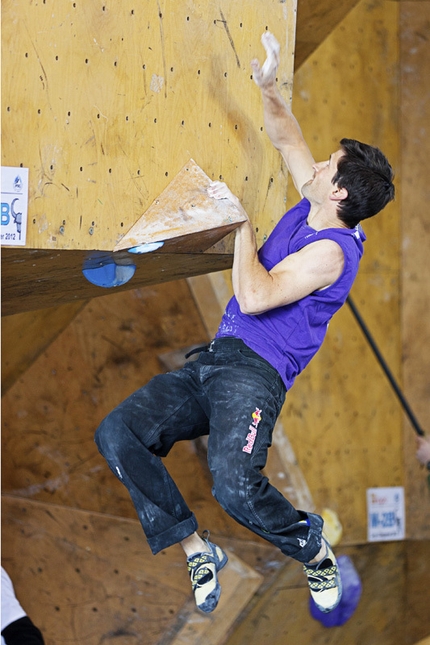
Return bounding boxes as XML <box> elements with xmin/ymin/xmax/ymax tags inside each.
<box><xmin>147</xmin><ymin>514</ymin><xmax>199</xmax><ymax>555</ymax></box>
<box><xmin>292</xmin><ymin>511</ymin><xmax>325</xmax><ymax>564</ymax></box>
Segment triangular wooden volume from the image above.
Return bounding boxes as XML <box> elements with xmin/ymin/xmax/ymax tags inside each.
<box><xmin>114</xmin><ymin>159</ymin><xmax>246</xmax><ymax>252</ymax></box>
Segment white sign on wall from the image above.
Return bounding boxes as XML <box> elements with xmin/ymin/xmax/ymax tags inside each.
<box><xmin>367</xmin><ymin>486</ymin><xmax>405</xmax><ymax>542</ymax></box>
<box><xmin>1</xmin><ymin>166</ymin><xmax>29</xmax><ymax>246</ymax></box>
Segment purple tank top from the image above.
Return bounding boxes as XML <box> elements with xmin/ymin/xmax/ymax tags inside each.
<box><xmin>216</xmin><ymin>199</ymin><xmax>366</xmax><ymax>389</ymax></box>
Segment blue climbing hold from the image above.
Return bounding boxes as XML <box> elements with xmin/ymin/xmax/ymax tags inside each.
<box><xmin>82</xmin><ymin>252</ymin><xmax>136</xmax><ymax>288</ymax></box>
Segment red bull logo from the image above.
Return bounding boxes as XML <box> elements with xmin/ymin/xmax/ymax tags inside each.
<box><xmin>242</xmin><ymin>407</ymin><xmax>262</xmax><ymax>454</ymax></box>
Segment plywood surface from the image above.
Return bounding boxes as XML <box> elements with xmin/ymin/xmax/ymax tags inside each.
<box><xmin>225</xmin><ymin>541</ymin><xmax>430</xmax><ymax>645</ymax></box>
<box><xmin>1</xmin><ymin>495</ymin><xmax>284</xmax><ymax>645</ymax></box>
<box><xmin>295</xmin><ymin>0</ymin><xmax>361</xmax><ymax>68</ymax></box>
<box><xmin>405</xmin><ymin>540</ymin><xmax>430</xmax><ymax>644</ymax></box>
<box><xmin>1</xmin><ymin>301</ymin><xmax>86</xmax><ymax>393</ymax></box>
<box><xmin>1</xmin><ymin>247</ymin><xmax>233</xmax><ymax>316</ymax></box>
<box><xmin>1</xmin><ymin>0</ymin><xmax>294</xmax><ymax>252</ymax></box>
<box><xmin>1</xmin><ymin>0</ymin><xmax>297</xmax><ymax>320</ymax></box>
<box><xmin>399</xmin><ymin>2</ymin><xmax>430</xmax><ymax>540</ymax></box>
<box><xmin>1</xmin><ymin>496</ymin><xmax>190</xmax><ymax>645</ymax></box>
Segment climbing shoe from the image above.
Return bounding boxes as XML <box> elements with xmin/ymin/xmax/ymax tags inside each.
<box><xmin>303</xmin><ymin>536</ymin><xmax>342</xmax><ymax>613</ymax></box>
<box><xmin>187</xmin><ymin>531</ymin><xmax>228</xmax><ymax>613</ymax></box>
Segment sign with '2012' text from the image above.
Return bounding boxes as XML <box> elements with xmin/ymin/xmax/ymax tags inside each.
<box><xmin>1</xmin><ymin>166</ymin><xmax>29</xmax><ymax>246</ymax></box>
<box><xmin>367</xmin><ymin>486</ymin><xmax>405</xmax><ymax>542</ymax></box>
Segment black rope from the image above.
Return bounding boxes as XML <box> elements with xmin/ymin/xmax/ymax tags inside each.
<box><xmin>346</xmin><ymin>295</ymin><xmax>425</xmax><ymax>437</ymax></box>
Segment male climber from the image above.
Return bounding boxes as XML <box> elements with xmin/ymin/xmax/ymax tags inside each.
<box><xmin>95</xmin><ymin>32</ymin><xmax>394</xmax><ymax>614</ymax></box>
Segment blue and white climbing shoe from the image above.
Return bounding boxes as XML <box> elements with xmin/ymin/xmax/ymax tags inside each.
<box><xmin>303</xmin><ymin>536</ymin><xmax>342</xmax><ymax>613</ymax></box>
<box><xmin>187</xmin><ymin>531</ymin><xmax>228</xmax><ymax>613</ymax></box>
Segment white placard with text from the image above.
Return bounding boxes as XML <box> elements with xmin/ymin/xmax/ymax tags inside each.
<box><xmin>1</xmin><ymin>166</ymin><xmax>29</xmax><ymax>246</ymax></box>
<box><xmin>367</xmin><ymin>486</ymin><xmax>405</xmax><ymax>542</ymax></box>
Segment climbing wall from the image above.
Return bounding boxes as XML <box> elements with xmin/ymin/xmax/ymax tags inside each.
<box><xmin>2</xmin><ymin>0</ymin><xmax>298</xmax><ymax>317</ymax></box>
<box><xmin>2</xmin><ymin>0</ymin><xmax>295</xmax><ymax>252</ymax></box>
<box><xmin>399</xmin><ymin>1</ymin><xmax>430</xmax><ymax>538</ymax></box>
<box><xmin>2</xmin><ymin>0</ymin><xmax>430</xmax><ymax>644</ymax></box>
